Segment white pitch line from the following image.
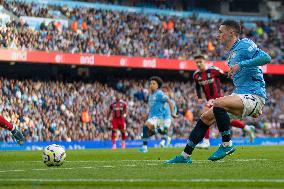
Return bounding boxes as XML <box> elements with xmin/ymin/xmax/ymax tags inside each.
<box><xmin>0</xmin><ymin>170</ymin><xmax>25</xmax><ymax>173</ymax></box>
<box><xmin>32</xmin><ymin>168</ymin><xmax>49</xmax><ymax>171</ymax></box>
<box><xmin>147</xmin><ymin>163</ymin><xmax>158</xmax><ymax>166</ymax></box>
<box><xmin>125</xmin><ymin>165</ymin><xmax>137</xmax><ymax>167</ymax></box>
<box><xmin>66</xmin><ymin>160</ymin><xmax>162</xmax><ymax>163</ymax></box>
<box><xmin>31</xmin><ymin>167</ymin><xmax>74</xmax><ymax>171</ymax></box>
<box><xmin>0</xmin><ymin>166</ymin><xmax>100</xmax><ymax>173</ymax></box>
<box><xmin>101</xmin><ymin>165</ymin><xmax>115</xmax><ymax>168</ymax></box>
<box><xmin>0</xmin><ymin>178</ymin><xmax>284</xmax><ymax>183</ymax></box>
<box><xmin>64</xmin><ymin>159</ymin><xmax>270</xmax><ymax>163</ymax></box>
<box><xmin>0</xmin><ymin>159</ymin><xmax>274</xmax><ymax>173</ymax></box>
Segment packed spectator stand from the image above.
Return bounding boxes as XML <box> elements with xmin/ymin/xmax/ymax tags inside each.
<box><xmin>0</xmin><ymin>71</ymin><xmax>283</xmax><ymax>142</ymax></box>
<box><xmin>0</xmin><ymin>0</ymin><xmax>283</xmax><ymax>63</ymax></box>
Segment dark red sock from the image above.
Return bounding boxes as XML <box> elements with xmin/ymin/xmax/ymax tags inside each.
<box><xmin>112</xmin><ymin>130</ymin><xmax>117</xmax><ymax>145</ymax></box>
<box><xmin>0</xmin><ymin>115</ymin><xmax>13</xmax><ymax>131</ymax></box>
<box><xmin>204</xmin><ymin>128</ymin><xmax>210</xmax><ymax>139</ymax></box>
<box><xmin>230</xmin><ymin>119</ymin><xmax>245</xmax><ymax>129</ymax></box>
<box><xmin>121</xmin><ymin>130</ymin><xmax>126</xmax><ymax>141</ymax></box>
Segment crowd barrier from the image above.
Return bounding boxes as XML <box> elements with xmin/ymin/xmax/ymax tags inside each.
<box><xmin>1</xmin><ymin>49</ymin><xmax>284</xmax><ymax>74</ymax></box>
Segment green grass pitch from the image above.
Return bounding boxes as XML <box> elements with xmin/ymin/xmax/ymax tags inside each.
<box><xmin>0</xmin><ymin>146</ymin><xmax>284</xmax><ymax>189</ymax></box>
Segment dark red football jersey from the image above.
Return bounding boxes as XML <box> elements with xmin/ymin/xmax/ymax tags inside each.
<box><xmin>110</xmin><ymin>100</ymin><xmax>127</xmax><ymax>119</ymax></box>
<box><xmin>193</xmin><ymin>66</ymin><xmax>225</xmax><ymax>100</ymax></box>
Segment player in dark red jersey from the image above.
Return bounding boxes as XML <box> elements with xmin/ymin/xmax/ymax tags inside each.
<box><xmin>193</xmin><ymin>54</ymin><xmax>255</xmax><ymax>149</ymax></box>
<box><xmin>108</xmin><ymin>93</ymin><xmax>127</xmax><ymax>150</ymax></box>
<box><xmin>0</xmin><ymin>115</ymin><xmax>24</xmax><ymax>145</ymax></box>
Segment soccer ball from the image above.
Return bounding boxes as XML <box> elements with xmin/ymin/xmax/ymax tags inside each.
<box><xmin>42</xmin><ymin>144</ymin><xmax>66</xmax><ymax>166</ymax></box>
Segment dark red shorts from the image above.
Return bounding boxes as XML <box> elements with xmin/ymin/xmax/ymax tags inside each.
<box><xmin>112</xmin><ymin>118</ymin><xmax>125</xmax><ymax>130</ymax></box>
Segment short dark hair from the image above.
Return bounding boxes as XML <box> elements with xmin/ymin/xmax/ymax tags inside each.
<box><xmin>149</xmin><ymin>76</ymin><xmax>163</xmax><ymax>88</ymax></box>
<box><xmin>221</xmin><ymin>20</ymin><xmax>241</xmax><ymax>36</ymax></box>
<box><xmin>193</xmin><ymin>53</ymin><xmax>206</xmax><ymax>60</ymax></box>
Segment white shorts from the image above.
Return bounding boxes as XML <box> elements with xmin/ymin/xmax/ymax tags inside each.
<box><xmin>146</xmin><ymin>117</ymin><xmax>164</xmax><ymax>129</ymax></box>
<box><xmin>229</xmin><ymin>93</ymin><xmax>265</xmax><ymax>119</ymax></box>
<box><xmin>163</xmin><ymin>118</ymin><xmax>172</xmax><ymax>129</ymax></box>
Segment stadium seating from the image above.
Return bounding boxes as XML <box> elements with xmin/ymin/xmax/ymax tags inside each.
<box><xmin>0</xmin><ymin>0</ymin><xmax>283</xmax><ymax>63</ymax></box>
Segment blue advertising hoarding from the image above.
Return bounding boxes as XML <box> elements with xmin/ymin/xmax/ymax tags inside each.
<box><xmin>1</xmin><ymin>137</ymin><xmax>284</xmax><ymax>151</ymax></box>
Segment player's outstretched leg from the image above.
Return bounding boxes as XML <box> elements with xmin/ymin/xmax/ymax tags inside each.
<box><xmin>208</xmin><ymin>107</ymin><xmax>236</xmax><ymax>161</ymax></box>
<box><xmin>245</xmin><ymin>125</ymin><xmax>255</xmax><ymax>143</ymax></box>
<box><xmin>165</xmin><ymin>135</ymin><xmax>171</xmax><ymax>147</ymax></box>
<box><xmin>0</xmin><ymin>115</ymin><xmax>24</xmax><ymax>145</ymax></box>
<box><xmin>112</xmin><ymin>129</ymin><xmax>117</xmax><ymax>150</ymax></box>
<box><xmin>11</xmin><ymin>127</ymin><xmax>25</xmax><ymax>145</ymax></box>
<box><xmin>121</xmin><ymin>129</ymin><xmax>126</xmax><ymax>149</ymax></box>
<box><xmin>139</xmin><ymin>125</ymin><xmax>150</xmax><ymax>153</ymax></box>
<box><xmin>196</xmin><ymin>128</ymin><xmax>210</xmax><ymax>149</ymax></box>
<box><xmin>230</xmin><ymin>120</ymin><xmax>255</xmax><ymax>142</ymax></box>
<box><xmin>165</xmin><ymin>119</ymin><xmax>209</xmax><ymax>164</ymax></box>
<box><xmin>160</xmin><ymin>136</ymin><xmax>166</xmax><ymax>148</ymax></box>
<box><xmin>158</xmin><ymin>127</ymin><xmax>170</xmax><ymax>148</ymax></box>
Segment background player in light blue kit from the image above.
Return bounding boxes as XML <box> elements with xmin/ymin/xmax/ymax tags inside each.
<box><xmin>166</xmin><ymin>20</ymin><xmax>271</xmax><ymax>164</ymax></box>
<box><xmin>160</xmin><ymin>85</ymin><xmax>178</xmax><ymax>148</ymax></box>
<box><xmin>139</xmin><ymin>77</ymin><xmax>177</xmax><ymax>153</ymax></box>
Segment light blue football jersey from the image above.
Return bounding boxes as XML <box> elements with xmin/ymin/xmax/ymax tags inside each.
<box><xmin>226</xmin><ymin>38</ymin><xmax>271</xmax><ymax>99</ymax></box>
<box><xmin>163</xmin><ymin>99</ymin><xmax>177</xmax><ymax>120</ymax></box>
<box><xmin>148</xmin><ymin>89</ymin><xmax>169</xmax><ymax>119</ymax></box>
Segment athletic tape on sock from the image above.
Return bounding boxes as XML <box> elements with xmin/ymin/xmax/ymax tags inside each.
<box><xmin>220</xmin><ymin>130</ymin><xmax>231</xmax><ymax>136</ymax></box>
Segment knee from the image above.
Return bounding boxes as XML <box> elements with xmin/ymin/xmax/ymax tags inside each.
<box><xmin>200</xmin><ymin>112</ymin><xmax>213</xmax><ymax>124</ymax></box>
<box><xmin>120</xmin><ymin>129</ymin><xmax>126</xmax><ymax>134</ymax></box>
<box><xmin>213</xmin><ymin>98</ymin><xmax>224</xmax><ymax>108</ymax></box>
<box><xmin>145</xmin><ymin>122</ymin><xmax>153</xmax><ymax>130</ymax></box>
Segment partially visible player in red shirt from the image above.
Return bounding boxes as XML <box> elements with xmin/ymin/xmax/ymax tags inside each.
<box><xmin>193</xmin><ymin>54</ymin><xmax>255</xmax><ymax>149</ymax></box>
<box><xmin>108</xmin><ymin>93</ymin><xmax>127</xmax><ymax>150</ymax></box>
<box><xmin>0</xmin><ymin>116</ymin><xmax>24</xmax><ymax>144</ymax></box>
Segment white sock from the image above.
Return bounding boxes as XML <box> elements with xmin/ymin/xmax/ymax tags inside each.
<box><xmin>143</xmin><ymin>145</ymin><xmax>147</xmax><ymax>150</ymax></box>
<box><xmin>244</xmin><ymin>125</ymin><xmax>251</xmax><ymax>132</ymax></box>
<box><xmin>222</xmin><ymin>140</ymin><xmax>232</xmax><ymax>147</ymax></box>
<box><xmin>203</xmin><ymin>139</ymin><xmax>210</xmax><ymax>144</ymax></box>
<box><xmin>160</xmin><ymin>140</ymin><xmax>165</xmax><ymax>147</ymax></box>
<box><xmin>11</xmin><ymin>125</ymin><xmax>16</xmax><ymax>131</ymax></box>
<box><xmin>181</xmin><ymin>151</ymin><xmax>190</xmax><ymax>159</ymax></box>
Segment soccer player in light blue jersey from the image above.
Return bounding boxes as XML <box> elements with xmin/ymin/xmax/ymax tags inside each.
<box><xmin>165</xmin><ymin>20</ymin><xmax>271</xmax><ymax>164</ymax></box>
<box><xmin>139</xmin><ymin>77</ymin><xmax>177</xmax><ymax>153</ymax></box>
<box><xmin>159</xmin><ymin>85</ymin><xmax>178</xmax><ymax>148</ymax></box>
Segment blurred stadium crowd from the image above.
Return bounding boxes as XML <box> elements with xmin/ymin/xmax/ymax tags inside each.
<box><xmin>0</xmin><ymin>0</ymin><xmax>283</xmax><ymax>63</ymax></box>
<box><xmin>0</xmin><ymin>76</ymin><xmax>283</xmax><ymax>142</ymax></box>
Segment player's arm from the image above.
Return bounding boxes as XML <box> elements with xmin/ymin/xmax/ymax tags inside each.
<box><xmin>218</xmin><ymin>72</ymin><xmax>228</xmax><ymax>80</ymax></box>
<box><xmin>160</xmin><ymin>91</ymin><xmax>177</xmax><ymax>118</ymax></box>
<box><xmin>173</xmin><ymin>101</ymin><xmax>178</xmax><ymax>115</ymax></box>
<box><xmin>230</xmin><ymin>45</ymin><xmax>271</xmax><ymax>77</ymax></box>
<box><xmin>123</xmin><ymin>103</ymin><xmax>127</xmax><ymax>118</ymax></box>
<box><xmin>212</xmin><ymin>67</ymin><xmax>230</xmax><ymax>80</ymax></box>
<box><xmin>238</xmin><ymin>49</ymin><xmax>271</xmax><ymax>68</ymax></box>
<box><xmin>108</xmin><ymin>104</ymin><xmax>113</xmax><ymax>120</ymax></box>
<box><xmin>193</xmin><ymin>77</ymin><xmax>202</xmax><ymax>102</ymax></box>
<box><xmin>167</xmin><ymin>99</ymin><xmax>178</xmax><ymax>118</ymax></box>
